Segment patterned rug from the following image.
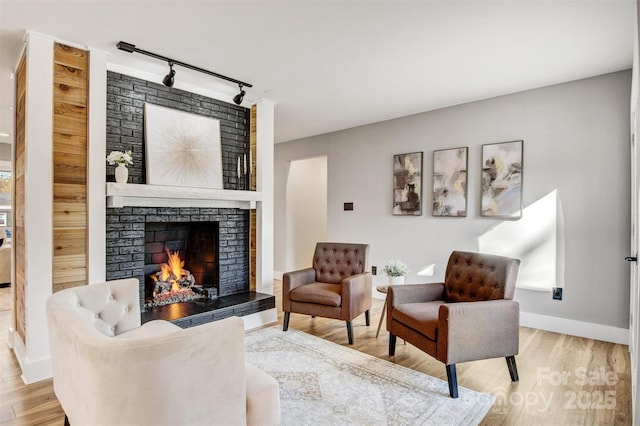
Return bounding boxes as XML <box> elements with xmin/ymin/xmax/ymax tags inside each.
<box><xmin>245</xmin><ymin>327</ymin><xmax>494</xmax><ymax>425</ymax></box>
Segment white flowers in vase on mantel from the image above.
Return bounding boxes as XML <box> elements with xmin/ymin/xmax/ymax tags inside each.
<box><xmin>107</xmin><ymin>150</ymin><xmax>133</xmax><ymax>184</ymax></box>
<box><xmin>383</xmin><ymin>260</ymin><xmax>409</xmax><ymax>285</ymax></box>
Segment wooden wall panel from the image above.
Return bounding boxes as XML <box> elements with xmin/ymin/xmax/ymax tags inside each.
<box><xmin>14</xmin><ymin>54</ymin><xmax>26</xmax><ymax>342</ymax></box>
<box><xmin>52</xmin><ymin>254</ymin><xmax>87</xmax><ymax>290</ymax></box>
<box><xmin>52</xmin><ymin>43</ymin><xmax>88</xmax><ymax>293</ymax></box>
<box><xmin>53</xmin><ymin>203</ymin><xmax>87</xmax><ymax>228</ymax></box>
<box><xmin>53</xmin><ymin>183</ymin><xmax>86</xmax><ymax>203</ymax></box>
<box><xmin>249</xmin><ymin>105</ymin><xmax>257</xmax><ymax>291</ymax></box>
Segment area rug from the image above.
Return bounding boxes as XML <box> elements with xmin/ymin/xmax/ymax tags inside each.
<box><xmin>245</xmin><ymin>327</ymin><xmax>494</xmax><ymax>425</ymax></box>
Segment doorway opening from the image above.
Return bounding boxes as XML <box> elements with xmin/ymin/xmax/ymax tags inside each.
<box><xmin>285</xmin><ymin>156</ymin><xmax>328</xmax><ymax>271</ymax></box>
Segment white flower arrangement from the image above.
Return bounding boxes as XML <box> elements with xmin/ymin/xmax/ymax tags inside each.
<box><xmin>106</xmin><ymin>150</ymin><xmax>133</xmax><ymax>166</ymax></box>
<box><xmin>383</xmin><ymin>260</ymin><xmax>409</xmax><ymax>277</ymax></box>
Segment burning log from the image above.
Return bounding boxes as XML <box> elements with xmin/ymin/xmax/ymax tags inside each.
<box><xmin>152</xmin><ymin>269</ymin><xmax>195</xmax><ymax>295</ymax></box>
<box><xmin>147</xmin><ymin>250</ymin><xmax>205</xmax><ymax>307</ymax></box>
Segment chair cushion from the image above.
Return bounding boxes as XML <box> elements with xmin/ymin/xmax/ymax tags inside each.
<box><xmin>290</xmin><ymin>282</ymin><xmax>342</xmax><ymax>307</ymax></box>
<box><xmin>392</xmin><ymin>301</ymin><xmax>445</xmax><ymax>340</ymax></box>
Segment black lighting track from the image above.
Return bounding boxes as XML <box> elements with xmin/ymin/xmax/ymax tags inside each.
<box><xmin>116</xmin><ymin>41</ymin><xmax>252</xmax><ymax>88</ymax></box>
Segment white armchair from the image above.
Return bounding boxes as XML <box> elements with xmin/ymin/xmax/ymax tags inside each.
<box><xmin>46</xmin><ymin>278</ymin><xmax>280</xmax><ymax>426</ymax></box>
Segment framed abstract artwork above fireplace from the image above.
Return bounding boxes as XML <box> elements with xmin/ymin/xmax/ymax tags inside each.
<box><xmin>144</xmin><ymin>103</ymin><xmax>223</xmax><ymax>189</ymax></box>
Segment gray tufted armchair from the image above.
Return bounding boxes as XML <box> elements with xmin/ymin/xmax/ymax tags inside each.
<box><xmin>283</xmin><ymin>242</ymin><xmax>372</xmax><ymax>344</ymax></box>
<box><xmin>387</xmin><ymin>251</ymin><xmax>521</xmax><ymax>398</ymax></box>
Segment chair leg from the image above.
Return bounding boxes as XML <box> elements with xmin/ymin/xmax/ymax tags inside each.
<box><xmin>506</xmin><ymin>356</ymin><xmax>519</xmax><ymax>382</ymax></box>
<box><xmin>446</xmin><ymin>364</ymin><xmax>459</xmax><ymax>398</ymax></box>
<box><xmin>365</xmin><ymin>309</ymin><xmax>370</xmax><ymax>326</ymax></box>
<box><xmin>346</xmin><ymin>321</ymin><xmax>354</xmax><ymax>344</ymax></box>
<box><xmin>389</xmin><ymin>333</ymin><xmax>397</xmax><ymax>356</ymax></box>
<box><xmin>64</xmin><ymin>415</ymin><xmax>70</xmax><ymax>426</ymax></box>
<box><xmin>283</xmin><ymin>312</ymin><xmax>290</xmax><ymax>331</ymax></box>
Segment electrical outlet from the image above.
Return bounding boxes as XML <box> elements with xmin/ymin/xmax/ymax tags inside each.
<box><xmin>552</xmin><ymin>287</ymin><xmax>563</xmax><ymax>300</ymax></box>
<box><xmin>372</xmin><ymin>266</ymin><xmax>377</xmax><ymax>275</ymax></box>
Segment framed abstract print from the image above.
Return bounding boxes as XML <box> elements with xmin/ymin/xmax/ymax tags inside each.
<box><xmin>481</xmin><ymin>140</ymin><xmax>523</xmax><ymax>218</ymax></box>
<box><xmin>432</xmin><ymin>147</ymin><xmax>468</xmax><ymax>217</ymax></box>
<box><xmin>393</xmin><ymin>152</ymin><xmax>423</xmax><ymax>216</ymax></box>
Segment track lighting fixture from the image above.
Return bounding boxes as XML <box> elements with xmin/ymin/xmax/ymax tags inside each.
<box><xmin>233</xmin><ymin>84</ymin><xmax>246</xmax><ymax>105</ymax></box>
<box><xmin>163</xmin><ymin>62</ymin><xmax>175</xmax><ymax>87</ymax></box>
<box><xmin>117</xmin><ymin>41</ymin><xmax>252</xmax><ymax>103</ymax></box>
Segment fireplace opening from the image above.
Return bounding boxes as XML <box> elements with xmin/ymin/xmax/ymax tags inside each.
<box><xmin>144</xmin><ymin>222</ymin><xmax>219</xmax><ymax>307</ymax></box>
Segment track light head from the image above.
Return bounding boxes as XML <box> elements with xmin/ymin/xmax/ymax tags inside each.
<box><xmin>233</xmin><ymin>85</ymin><xmax>246</xmax><ymax>105</ymax></box>
<box><xmin>163</xmin><ymin>62</ymin><xmax>175</xmax><ymax>87</ymax></box>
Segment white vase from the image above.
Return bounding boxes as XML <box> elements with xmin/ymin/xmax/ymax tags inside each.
<box><xmin>115</xmin><ymin>164</ymin><xmax>129</xmax><ymax>184</ymax></box>
<box><xmin>388</xmin><ymin>275</ymin><xmax>405</xmax><ymax>286</ymax></box>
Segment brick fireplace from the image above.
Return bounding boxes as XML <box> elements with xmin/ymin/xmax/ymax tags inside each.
<box><xmin>105</xmin><ymin>205</ymin><xmax>275</xmax><ymax>327</ymax></box>
<box><xmin>104</xmin><ymin>71</ymin><xmax>275</xmax><ymax>327</ymax></box>
<box><xmin>106</xmin><ymin>206</ymin><xmax>248</xmax><ymax>303</ymax></box>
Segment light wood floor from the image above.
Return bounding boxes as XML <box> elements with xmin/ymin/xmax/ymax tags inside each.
<box><xmin>0</xmin><ymin>283</ymin><xmax>632</xmax><ymax>425</ymax></box>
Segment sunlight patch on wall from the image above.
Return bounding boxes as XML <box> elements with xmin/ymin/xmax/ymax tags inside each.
<box><xmin>478</xmin><ymin>190</ymin><xmax>565</xmax><ymax>291</ymax></box>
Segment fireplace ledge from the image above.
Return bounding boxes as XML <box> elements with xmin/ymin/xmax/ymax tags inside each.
<box><xmin>106</xmin><ymin>183</ymin><xmax>261</xmax><ymax>209</ymax></box>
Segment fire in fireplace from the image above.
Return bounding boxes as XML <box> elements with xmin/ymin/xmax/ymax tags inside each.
<box><xmin>147</xmin><ymin>249</ymin><xmax>205</xmax><ymax>307</ymax></box>
<box><xmin>144</xmin><ymin>221</ymin><xmax>220</xmax><ymax>308</ymax></box>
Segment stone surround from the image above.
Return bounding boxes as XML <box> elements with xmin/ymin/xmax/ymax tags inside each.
<box><xmin>106</xmin><ymin>207</ymin><xmax>249</xmax><ymax>308</ymax></box>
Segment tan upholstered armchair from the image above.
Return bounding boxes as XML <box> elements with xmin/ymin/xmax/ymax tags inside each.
<box><xmin>283</xmin><ymin>242</ymin><xmax>372</xmax><ymax>344</ymax></box>
<box><xmin>46</xmin><ymin>278</ymin><xmax>280</xmax><ymax>426</ymax></box>
<box><xmin>387</xmin><ymin>251</ymin><xmax>521</xmax><ymax>398</ymax></box>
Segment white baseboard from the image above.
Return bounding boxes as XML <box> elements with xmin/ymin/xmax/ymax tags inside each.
<box><xmin>9</xmin><ymin>329</ymin><xmax>52</xmax><ymax>384</ymax></box>
<box><xmin>521</xmin><ymin>312</ymin><xmax>629</xmax><ymax>345</ymax></box>
<box><xmin>274</xmin><ymin>271</ymin><xmax>283</xmax><ymax>281</ymax></box>
<box><xmin>243</xmin><ymin>308</ymin><xmax>278</xmax><ymax>331</ymax></box>
<box><xmin>6</xmin><ymin>325</ymin><xmax>15</xmax><ymax>349</ymax></box>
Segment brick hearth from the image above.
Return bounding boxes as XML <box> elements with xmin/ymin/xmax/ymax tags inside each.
<box><xmin>142</xmin><ymin>292</ymin><xmax>275</xmax><ymax>328</ymax></box>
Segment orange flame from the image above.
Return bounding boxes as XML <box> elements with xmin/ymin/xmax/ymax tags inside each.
<box><xmin>159</xmin><ymin>250</ymin><xmax>185</xmax><ymax>292</ymax></box>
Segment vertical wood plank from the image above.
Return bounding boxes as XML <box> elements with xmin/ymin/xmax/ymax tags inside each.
<box><xmin>250</xmin><ymin>105</ymin><xmax>257</xmax><ymax>191</ymax></box>
<box><xmin>52</xmin><ymin>43</ymin><xmax>88</xmax><ymax>292</ymax></box>
<box><xmin>14</xmin><ymin>54</ymin><xmax>27</xmax><ymax>342</ymax></box>
<box><xmin>249</xmin><ymin>105</ymin><xmax>257</xmax><ymax>291</ymax></box>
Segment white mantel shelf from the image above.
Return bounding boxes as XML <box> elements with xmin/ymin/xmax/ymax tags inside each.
<box><xmin>106</xmin><ymin>183</ymin><xmax>261</xmax><ymax>209</ymax></box>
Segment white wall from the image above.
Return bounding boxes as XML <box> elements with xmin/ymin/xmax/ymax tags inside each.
<box><xmin>285</xmin><ymin>156</ymin><xmax>327</xmax><ymax>271</ymax></box>
<box><xmin>275</xmin><ymin>71</ymin><xmax>632</xmax><ymax>337</ymax></box>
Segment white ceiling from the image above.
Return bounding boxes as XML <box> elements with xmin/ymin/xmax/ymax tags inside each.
<box><xmin>0</xmin><ymin>1</ymin><xmax>636</xmax><ymax>144</ymax></box>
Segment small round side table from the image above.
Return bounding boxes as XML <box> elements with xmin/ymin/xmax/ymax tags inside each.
<box><xmin>375</xmin><ymin>285</ymin><xmax>388</xmax><ymax>338</ymax></box>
